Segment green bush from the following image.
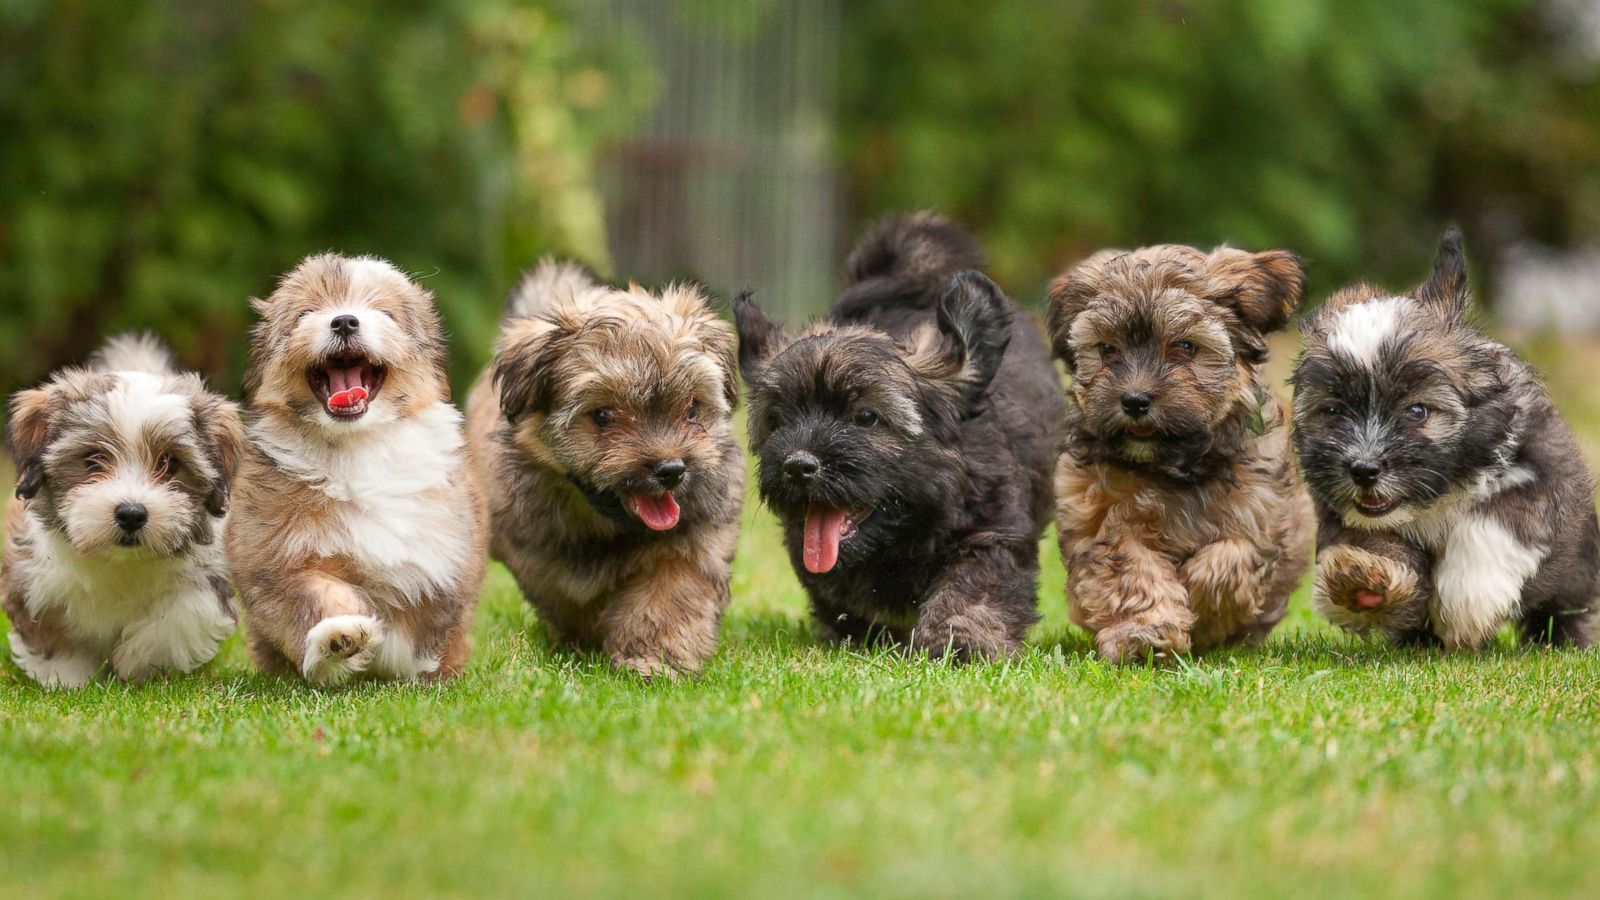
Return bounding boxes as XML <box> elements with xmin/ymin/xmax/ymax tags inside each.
<box><xmin>0</xmin><ymin>0</ymin><xmax>647</xmax><ymax>394</ymax></box>
<box><xmin>842</xmin><ymin>0</ymin><xmax>1600</xmax><ymax>304</ymax></box>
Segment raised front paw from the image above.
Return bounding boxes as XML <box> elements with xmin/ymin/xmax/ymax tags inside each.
<box><xmin>302</xmin><ymin>615</ymin><xmax>383</xmax><ymax>687</ymax></box>
<box><xmin>1313</xmin><ymin>544</ymin><xmax>1430</xmax><ymax>639</ymax></box>
<box><xmin>1315</xmin><ymin>545</ymin><xmax>1421</xmax><ymax>613</ymax></box>
<box><xmin>1093</xmin><ymin>616</ymin><xmax>1192</xmax><ymax>665</ymax></box>
<box><xmin>1179</xmin><ymin>539</ymin><xmax>1265</xmax><ymax>614</ymax></box>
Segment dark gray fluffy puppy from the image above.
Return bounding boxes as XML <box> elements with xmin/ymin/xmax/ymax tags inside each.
<box><xmin>1293</xmin><ymin>228</ymin><xmax>1599</xmax><ymax>648</ymax></box>
<box><xmin>735</xmin><ymin>212</ymin><xmax>1065</xmax><ymax>659</ymax></box>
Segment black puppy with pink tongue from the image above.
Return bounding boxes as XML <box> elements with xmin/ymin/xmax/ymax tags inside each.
<box><xmin>735</xmin><ymin>213</ymin><xmax>1063</xmax><ymax>659</ymax></box>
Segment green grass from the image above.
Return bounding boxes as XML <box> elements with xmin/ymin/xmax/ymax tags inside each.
<box><xmin>6</xmin><ymin>335</ymin><xmax>1600</xmax><ymax>899</ymax></box>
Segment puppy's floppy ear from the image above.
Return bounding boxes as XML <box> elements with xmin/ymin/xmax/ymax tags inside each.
<box><xmin>707</xmin><ymin>292</ymin><xmax>747</xmax><ymax>411</ymax></box>
<box><xmin>7</xmin><ymin>388</ymin><xmax>52</xmax><ymax>500</ymax></box>
<box><xmin>1415</xmin><ymin>226</ymin><xmax>1470</xmax><ymax>324</ymax></box>
<box><xmin>1046</xmin><ymin>250</ymin><xmax>1122</xmax><ymax>374</ymax></box>
<box><xmin>198</xmin><ymin>395</ymin><xmax>246</xmax><ymax>517</ymax></box>
<box><xmin>733</xmin><ymin>292</ymin><xmax>789</xmax><ymax>383</ymax></box>
<box><xmin>908</xmin><ymin>270</ymin><xmax>1014</xmax><ymax>405</ymax></box>
<box><xmin>1202</xmin><ymin>247</ymin><xmax>1304</xmax><ymax>364</ymax></box>
<box><xmin>492</xmin><ymin>317</ymin><xmax>568</xmax><ymax>425</ymax></box>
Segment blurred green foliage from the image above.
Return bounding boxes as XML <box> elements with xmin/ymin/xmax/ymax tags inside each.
<box><xmin>0</xmin><ymin>0</ymin><xmax>647</xmax><ymax>394</ymax></box>
<box><xmin>841</xmin><ymin>0</ymin><xmax>1600</xmax><ymax>303</ymax></box>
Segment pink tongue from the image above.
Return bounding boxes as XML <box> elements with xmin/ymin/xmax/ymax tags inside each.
<box><xmin>633</xmin><ymin>493</ymin><xmax>680</xmax><ymax>531</ymax></box>
<box><xmin>1355</xmin><ymin>590</ymin><xmax>1384</xmax><ymax>609</ymax></box>
<box><xmin>329</xmin><ymin>367</ymin><xmax>360</xmax><ymax>393</ymax></box>
<box><xmin>803</xmin><ymin>505</ymin><xmax>847</xmax><ymax>574</ymax></box>
<box><xmin>328</xmin><ymin>385</ymin><xmax>368</xmax><ymax>409</ymax></box>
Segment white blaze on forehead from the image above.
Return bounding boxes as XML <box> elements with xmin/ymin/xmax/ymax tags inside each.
<box><xmin>104</xmin><ymin>372</ymin><xmax>192</xmax><ymax>448</ymax></box>
<box><xmin>344</xmin><ymin>256</ymin><xmax>408</xmax><ymax>303</ymax></box>
<box><xmin>1325</xmin><ymin>296</ymin><xmax>1414</xmax><ymax>367</ymax></box>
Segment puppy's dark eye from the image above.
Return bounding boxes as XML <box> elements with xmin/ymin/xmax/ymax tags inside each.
<box><xmin>1097</xmin><ymin>343</ymin><xmax>1119</xmax><ymax>359</ymax></box>
<box><xmin>155</xmin><ymin>452</ymin><xmax>180</xmax><ymax>480</ymax></box>
<box><xmin>591</xmin><ymin>407</ymin><xmax>617</xmax><ymax>429</ymax></box>
<box><xmin>1320</xmin><ymin>401</ymin><xmax>1345</xmax><ymax>418</ymax></box>
<box><xmin>853</xmin><ymin>409</ymin><xmax>879</xmax><ymax>428</ymax></box>
<box><xmin>1404</xmin><ymin>403</ymin><xmax>1429</xmax><ymax>424</ymax></box>
<box><xmin>1170</xmin><ymin>340</ymin><xmax>1197</xmax><ymax>359</ymax></box>
<box><xmin>686</xmin><ymin>400</ymin><xmax>700</xmax><ymax>422</ymax></box>
<box><xmin>83</xmin><ymin>452</ymin><xmax>109</xmax><ymax>476</ymax></box>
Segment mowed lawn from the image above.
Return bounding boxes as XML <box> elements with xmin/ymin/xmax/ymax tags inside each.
<box><xmin>4</xmin><ymin>334</ymin><xmax>1600</xmax><ymax>899</ymax></box>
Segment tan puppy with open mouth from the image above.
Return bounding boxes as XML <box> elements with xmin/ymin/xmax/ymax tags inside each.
<box><xmin>227</xmin><ymin>254</ymin><xmax>487</xmax><ymax>686</ymax></box>
<box><xmin>466</xmin><ymin>259</ymin><xmax>744</xmax><ymax>677</ymax></box>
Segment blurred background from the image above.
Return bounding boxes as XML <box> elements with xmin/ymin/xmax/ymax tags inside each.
<box><xmin>5</xmin><ymin>0</ymin><xmax>1600</xmax><ymax>399</ymax></box>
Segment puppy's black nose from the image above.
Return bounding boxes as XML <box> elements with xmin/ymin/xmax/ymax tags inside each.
<box><xmin>652</xmin><ymin>459</ymin><xmax>686</xmax><ymax>489</ymax></box>
<box><xmin>114</xmin><ymin>503</ymin><xmax>148</xmax><ymax>533</ymax></box>
<box><xmin>1350</xmin><ymin>459</ymin><xmax>1384</xmax><ymax>487</ymax></box>
<box><xmin>1121</xmin><ymin>392</ymin><xmax>1152</xmax><ymax>418</ymax></box>
<box><xmin>783</xmin><ymin>452</ymin><xmax>819</xmax><ymax>484</ymax></box>
<box><xmin>330</xmin><ymin>315</ymin><xmax>360</xmax><ymax>337</ymax></box>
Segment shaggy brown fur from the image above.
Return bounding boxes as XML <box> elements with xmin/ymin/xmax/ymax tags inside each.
<box><xmin>1293</xmin><ymin>229</ymin><xmax>1598</xmax><ymax>648</ymax></box>
<box><xmin>227</xmin><ymin>255</ymin><xmax>487</xmax><ymax>686</ymax></box>
<box><xmin>1048</xmin><ymin>244</ymin><xmax>1315</xmax><ymax>662</ymax></box>
<box><xmin>465</xmin><ymin>260</ymin><xmax>744</xmax><ymax>677</ymax></box>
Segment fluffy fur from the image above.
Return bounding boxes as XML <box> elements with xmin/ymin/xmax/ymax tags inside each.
<box><xmin>1293</xmin><ymin>229</ymin><xmax>1599</xmax><ymax>648</ymax></box>
<box><xmin>1048</xmin><ymin>244</ymin><xmax>1314</xmax><ymax>662</ymax></box>
<box><xmin>227</xmin><ymin>254</ymin><xmax>487</xmax><ymax>686</ymax></box>
<box><xmin>465</xmin><ymin>259</ymin><xmax>744</xmax><ymax>677</ymax></box>
<box><xmin>4</xmin><ymin>334</ymin><xmax>243</xmax><ymax>688</ymax></box>
<box><xmin>735</xmin><ymin>212</ymin><xmax>1063</xmax><ymax>659</ymax></box>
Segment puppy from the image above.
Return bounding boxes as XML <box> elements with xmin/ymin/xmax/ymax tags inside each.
<box><xmin>227</xmin><ymin>254</ymin><xmax>487</xmax><ymax>686</ymax></box>
<box><xmin>1293</xmin><ymin>229</ymin><xmax>1598</xmax><ymax>648</ymax></box>
<box><xmin>1047</xmin><ymin>244</ymin><xmax>1313</xmax><ymax>662</ymax></box>
<box><xmin>4</xmin><ymin>334</ymin><xmax>243</xmax><ymax>688</ymax></box>
<box><xmin>465</xmin><ymin>260</ymin><xmax>744</xmax><ymax>677</ymax></box>
<box><xmin>735</xmin><ymin>212</ymin><xmax>1063</xmax><ymax>659</ymax></box>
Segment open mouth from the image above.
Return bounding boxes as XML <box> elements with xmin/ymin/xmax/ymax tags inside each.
<box><xmin>1353</xmin><ymin>496</ymin><xmax>1400</xmax><ymax>518</ymax></box>
<box><xmin>801</xmin><ymin>504</ymin><xmax>873</xmax><ymax>575</ymax></box>
<box><xmin>308</xmin><ymin>354</ymin><xmax>387</xmax><ymax>420</ymax></box>
<box><xmin>116</xmin><ymin>535</ymin><xmax>142</xmax><ymax>549</ymax></box>
<box><xmin>622</xmin><ymin>493</ymin><xmax>681</xmax><ymax>532</ymax></box>
<box><xmin>1125</xmin><ymin>422</ymin><xmax>1159</xmax><ymax>439</ymax></box>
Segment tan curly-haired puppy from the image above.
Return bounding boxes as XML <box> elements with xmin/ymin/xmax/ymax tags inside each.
<box><xmin>466</xmin><ymin>260</ymin><xmax>743</xmax><ymax>677</ymax></box>
<box><xmin>1047</xmin><ymin>245</ymin><xmax>1315</xmax><ymax>662</ymax></box>
<box><xmin>227</xmin><ymin>255</ymin><xmax>487</xmax><ymax>686</ymax></box>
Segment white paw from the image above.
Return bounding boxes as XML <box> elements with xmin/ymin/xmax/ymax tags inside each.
<box><xmin>9</xmin><ymin>631</ymin><xmax>101</xmax><ymax>690</ymax></box>
<box><xmin>302</xmin><ymin>615</ymin><xmax>383</xmax><ymax>687</ymax></box>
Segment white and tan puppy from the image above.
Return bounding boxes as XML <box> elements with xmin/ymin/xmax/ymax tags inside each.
<box><xmin>227</xmin><ymin>254</ymin><xmax>487</xmax><ymax>686</ymax></box>
<box><xmin>4</xmin><ymin>334</ymin><xmax>244</xmax><ymax>688</ymax></box>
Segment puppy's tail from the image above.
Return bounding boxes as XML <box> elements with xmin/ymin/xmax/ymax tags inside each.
<box><xmin>504</xmin><ymin>258</ymin><xmax>603</xmax><ymax>319</ymax></box>
<box><xmin>90</xmin><ymin>332</ymin><xmax>176</xmax><ymax>375</ymax></box>
<box><xmin>845</xmin><ymin>211</ymin><xmax>985</xmax><ymax>287</ymax></box>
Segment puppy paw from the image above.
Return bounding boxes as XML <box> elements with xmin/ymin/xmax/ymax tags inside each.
<box><xmin>302</xmin><ymin>615</ymin><xmax>383</xmax><ymax>687</ymax></box>
<box><xmin>1094</xmin><ymin>618</ymin><xmax>1192</xmax><ymax>665</ymax></box>
<box><xmin>613</xmin><ymin>653</ymin><xmax>682</xmax><ymax>680</ymax></box>
<box><xmin>912</xmin><ymin>605</ymin><xmax>1016</xmax><ymax>662</ymax></box>
<box><xmin>1179</xmin><ymin>540</ymin><xmax>1264</xmax><ymax>615</ymax></box>
<box><xmin>1315</xmin><ymin>545</ymin><xmax>1421</xmax><ymax>613</ymax></box>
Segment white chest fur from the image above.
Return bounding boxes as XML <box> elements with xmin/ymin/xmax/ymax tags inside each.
<box><xmin>21</xmin><ymin>518</ymin><xmax>223</xmax><ymax>645</ymax></box>
<box><xmin>252</xmin><ymin>403</ymin><xmax>475</xmax><ymax>605</ymax></box>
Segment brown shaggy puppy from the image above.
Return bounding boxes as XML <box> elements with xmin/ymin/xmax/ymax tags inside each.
<box><xmin>1048</xmin><ymin>245</ymin><xmax>1314</xmax><ymax>662</ymax></box>
<box><xmin>465</xmin><ymin>260</ymin><xmax>743</xmax><ymax>677</ymax></box>
<box><xmin>227</xmin><ymin>255</ymin><xmax>487</xmax><ymax>686</ymax></box>
<box><xmin>4</xmin><ymin>334</ymin><xmax>243</xmax><ymax>688</ymax></box>
<box><xmin>1293</xmin><ymin>229</ymin><xmax>1599</xmax><ymax>648</ymax></box>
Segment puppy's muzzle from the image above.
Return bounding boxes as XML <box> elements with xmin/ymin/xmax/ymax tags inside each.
<box><xmin>1349</xmin><ymin>459</ymin><xmax>1384</xmax><ymax>488</ymax></box>
<box><xmin>1121</xmin><ymin>392</ymin><xmax>1152</xmax><ymax>419</ymax></box>
<box><xmin>783</xmin><ymin>451</ymin><xmax>819</xmax><ymax>485</ymax></box>
<box><xmin>652</xmin><ymin>458</ymin><xmax>687</xmax><ymax>490</ymax></box>
<box><xmin>115</xmin><ymin>503</ymin><xmax>148</xmax><ymax>535</ymax></box>
<box><xmin>330</xmin><ymin>314</ymin><xmax>361</xmax><ymax>339</ymax></box>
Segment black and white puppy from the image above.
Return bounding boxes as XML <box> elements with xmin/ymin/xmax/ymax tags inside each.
<box><xmin>4</xmin><ymin>335</ymin><xmax>243</xmax><ymax>687</ymax></box>
<box><xmin>1293</xmin><ymin>229</ymin><xmax>1599</xmax><ymax>648</ymax></box>
<box><xmin>735</xmin><ymin>212</ymin><xmax>1065</xmax><ymax>659</ymax></box>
